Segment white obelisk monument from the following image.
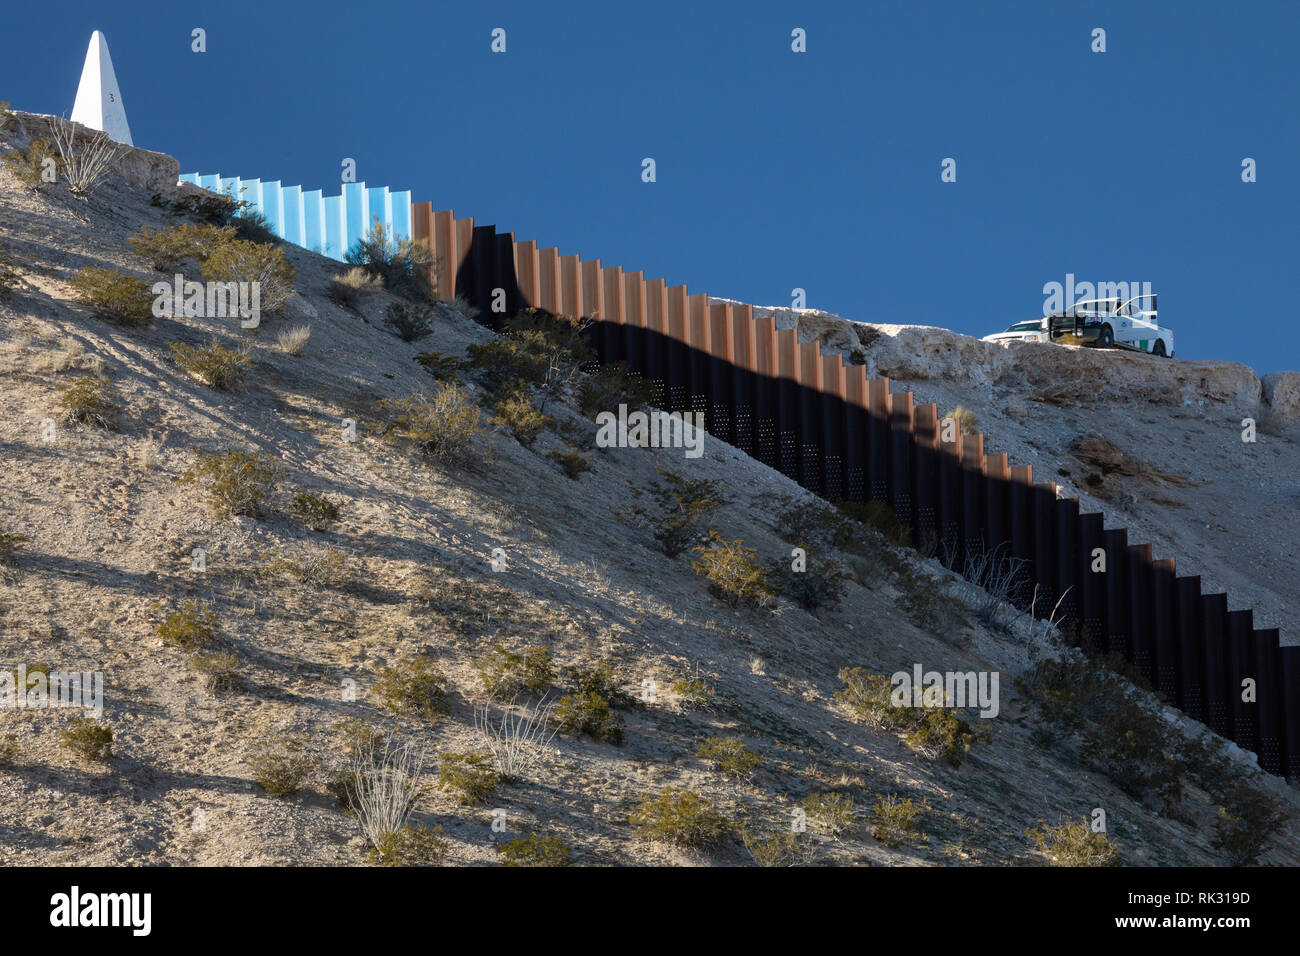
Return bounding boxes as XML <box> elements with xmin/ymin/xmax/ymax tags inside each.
<box><xmin>70</xmin><ymin>31</ymin><xmax>133</xmax><ymax>146</ymax></box>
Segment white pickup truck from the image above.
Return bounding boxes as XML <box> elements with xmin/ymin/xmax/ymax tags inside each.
<box><xmin>984</xmin><ymin>294</ymin><xmax>1174</xmax><ymax>357</ymax></box>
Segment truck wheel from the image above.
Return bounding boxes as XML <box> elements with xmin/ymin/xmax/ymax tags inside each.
<box><xmin>1153</xmin><ymin>340</ymin><xmax>1167</xmax><ymax>357</ymax></box>
<box><xmin>1099</xmin><ymin>325</ymin><xmax>1114</xmax><ymax>348</ymax></box>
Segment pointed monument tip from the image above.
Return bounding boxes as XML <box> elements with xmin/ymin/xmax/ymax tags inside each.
<box><xmin>70</xmin><ymin>29</ymin><xmax>133</xmax><ymax>147</ymax></box>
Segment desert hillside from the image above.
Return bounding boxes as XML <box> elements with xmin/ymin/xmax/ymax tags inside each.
<box><xmin>1</xmin><ymin>109</ymin><xmax>1296</xmax><ymax>867</ymax></box>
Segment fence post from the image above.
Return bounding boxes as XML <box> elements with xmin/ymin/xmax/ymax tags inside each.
<box><xmin>640</xmin><ymin>275</ymin><xmax>665</xmax><ymax>408</ymax></box>
<box><xmin>711</xmin><ymin>304</ymin><xmax>737</xmax><ymax>447</ymax></box>
<box><xmin>1174</xmin><ymin>576</ymin><xmax>1204</xmax><ymax>720</ymax></box>
<box><xmin>1279</xmin><ymin>646</ymin><xmax>1300</xmax><ymax>778</ymax></box>
<box><xmin>730</xmin><ymin>303</ymin><xmax>758</xmax><ymax>458</ymax></box>
<box><xmin>1103</xmin><ymin>528</ymin><xmax>1130</xmax><ymax>658</ymax></box>
<box><xmin>666</xmin><ymin>285</ymin><xmax>689</xmax><ymax>413</ymax></box>
<box><xmin>495</xmin><ymin>231</ymin><xmax>517</xmax><ymax>319</ymax></box>
<box><xmin>753</xmin><ymin>314</ymin><xmax>779</xmax><ymax>469</ymax></box>
<box><xmin>1127</xmin><ymin>544</ymin><xmax>1154</xmax><ymax>684</ymax></box>
<box><xmin>560</xmin><ymin>253</ymin><xmax>583</xmax><ymax>319</ymax></box>
<box><xmin>1152</xmin><ymin>558</ymin><xmax>1178</xmax><ymax>701</ymax></box>
<box><xmin>1254</xmin><ymin>628</ymin><xmax>1283</xmax><ymax>775</ymax></box>
<box><xmin>1008</xmin><ymin>465</ymin><xmax>1034</xmax><ymax>603</ymax></box>
<box><xmin>1200</xmin><ymin>593</ymin><xmax>1230</xmax><ymax>737</ymax></box>
<box><xmin>799</xmin><ymin>343</ymin><xmax>826</xmax><ymax>496</ymax></box>
<box><xmin>688</xmin><ymin>293</ymin><xmax>713</xmax><ymax>426</ymax></box>
<box><xmin>582</xmin><ymin>259</ymin><xmax>607</xmax><ymax>356</ymax></box>
<box><xmin>538</xmin><ymin>246</ymin><xmax>561</xmax><ymax>314</ymax></box>
<box><xmin>775</xmin><ymin>329</ymin><xmax>800</xmax><ymax>482</ymax></box>
<box><xmin>867</xmin><ymin>378</ymin><xmax>891</xmax><ymax>505</ymax></box>
<box><xmin>844</xmin><ymin>364</ymin><xmax>868</xmax><ymax>502</ymax></box>
<box><xmin>1032</xmin><ymin>483</ymin><xmax>1060</xmax><ymax>618</ymax></box>
<box><xmin>471</xmin><ymin>225</ymin><xmax>497</xmax><ymax>324</ymax></box>
<box><xmin>890</xmin><ymin>391</ymin><xmax>915</xmax><ymax>543</ymax></box>
<box><xmin>1078</xmin><ymin>513</ymin><xmax>1106</xmax><ymax>654</ymax></box>
<box><xmin>1226</xmin><ymin>609</ymin><xmax>1257</xmax><ymax>754</ymax></box>
<box><xmin>514</xmin><ymin>239</ymin><xmax>539</xmax><ymax>311</ymax></box>
<box><xmin>961</xmin><ymin>434</ymin><xmax>986</xmax><ymax>562</ymax></box>
<box><xmin>1055</xmin><ymin>496</ymin><xmax>1082</xmax><ymax>640</ymax></box>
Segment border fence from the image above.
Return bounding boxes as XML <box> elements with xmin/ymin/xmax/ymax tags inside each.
<box><xmin>179</xmin><ymin>171</ymin><xmax>1299</xmax><ymax>779</ymax></box>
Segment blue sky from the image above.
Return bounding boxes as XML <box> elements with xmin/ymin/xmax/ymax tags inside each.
<box><xmin>5</xmin><ymin>0</ymin><xmax>1297</xmax><ymax>371</ymax></box>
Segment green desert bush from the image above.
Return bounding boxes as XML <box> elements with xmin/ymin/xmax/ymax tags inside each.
<box><xmin>370</xmin><ymin>824</ymin><xmax>449</xmax><ymax>866</ymax></box>
<box><xmin>202</xmin><ymin>239</ymin><xmax>296</xmax><ymax>314</ymax></box>
<box><xmin>475</xmin><ymin>644</ymin><xmax>553</xmax><ymax>699</ymax></box>
<box><xmin>128</xmin><ymin>222</ymin><xmax>235</xmax><ymax>271</ymax></box>
<box><xmin>378</xmin><ymin>386</ymin><xmax>484</xmax><ymax>464</ymax></box>
<box><xmin>553</xmin><ymin>690</ymin><xmax>623</xmax><ymax>744</ymax></box>
<box><xmin>437</xmin><ymin>752</ymin><xmax>499</xmax><ymax>805</ymax></box>
<box><xmin>697</xmin><ymin>736</ymin><xmax>761</xmax><ymax>779</ymax></box>
<box><xmin>2</xmin><ymin>139</ymin><xmax>53</xmax><ymax>188</ymax></box>
<box><xmin>0</xmin><ymin>531</ymin><xmax>28</xmax><ymax>566</ymax></box>
<box><xmin>1021</xmin><ymin>655</ymin><xmax>1184</xmax><ymax>807</ymax></box>
<box><xmin>871</xmin><ymin>795</ymin><xmax>925</xmax><ymax>848</ymax></box>
<box><xmin>384</xmin><ymin>301</ymin><xmax>435</xmax><ymax>342</ymax></box>
<box><xmin>836</xmin><ymin>666</ymin><xmax>985</xmax><ymax>767</ymax></box>
<box><xmin>169</xmin><ymin>338</ymin><xmax>251</xmax><ymax>390</ymax></box>
<box><xmin>490</xmin><ymin>388</ymin><xmax>549</xmax><ymax>446</ymax></box>
<box><xmin>232</xmin><ymin>209</ymin><xmax>277</xmax><ymax>244</ymax></box>
<box><xmin>629</xmin><ymin>787</ymin><xmax>729</xmax><ymax>847</ymax></box>
<box><xmin>188</xmin><ymin>652</ymin><xmax>240</xmax><ymax>693</ymax></box>
<box><xmin>1211</xmin><ymin>782</ymin><xmax>1288</xmax><ymax>865</ymax></box>
<box><xmin>373</xmin><ymin>656</ymin><xmax>449</xmax><ymax>718</ymax></box>
<box><xmin>172</xmin><ymin>192</ymin><xmax>240</xmax><ymax>223</ymax></box>
<box><xmin>157</xmin><ymin>602</ymin><xmax>220</xmax><ymax>650</ymax></box>
<box><xmin>835</xmin><ymin>499</ymin><xmax>909</xmax><ymax>546</ymax></box>
<box><xmin>330</xmin><ymin>266</ymin><xmax>384</xmax><ymax>309</ymax></box>
<box><xmin>59</xmin><ymin>717</ymin><xmax>113</xmax><ymax>763</ymax></box>
<box><xmin>497</xmin><ymin>833</ymin><xmax>573</xmax><ymax>867</ymax></box>
<box><xmin>248</xmin><ymin>732</ymin><xmax>318</xmax><ymax>797</ymax></box>
<box><xmin>290</xmin><ymin>491</ymin><xmax>341</xmax><ymax>531</ymax></box>
<box><xmin>55</xmin><ymin>375</ymin><xmax>120</xmax><ymax>428</ymax></box>
<box><xmin>569</xmin><ymin>660</ymin><xmax>632</xmax><ymax>706</ymax></box>
<box><xmin>69</xmin><ymin>267</ymin><xmax>153</xmax><ymax>326</ymax></box>
<box><xmin>691</xmin><ymin>531</ymin><xmax>775</xmax><ymax>609</ymax></box>
<box><xmin>1027</xmin><ymin>821</ymin><xmax>1121</xmax><ymax>867</ymax></box>
<box><xmin>801</xmin><ymin>792</ymin><xmax>856</xmax><ymax>835</ymax></box>
<box><xmin>670</xmin><ymin>677</ymin><xmax>714</xmax><ymax>711</ymax></box>
<box><xmin>942</xmin><ymin>405</ymin><xmax>979</xmax><ymax>437</ymax></box>
<box><xmin>768</xmin><ymin>558</ymin><xmax>847</xmax><ymax>614</ymax></box>
<box><xmin>176</xmin><ymin>449</ymin><xmax>284</xmax><ymax>518</ymax></box>
<box><xmin>548</xmin><ymin>449</ymin><xmax>593</xmax><ymax>480</ymax></box>
<box><xmin>740</xmin><ymin>827</ymin><xmax>804</xmax><ymax>867</ymax></box>
<box><xmin>621</xmin><ymin>470</ymin><xmax>726</xmax><ymax>559</ymax></box>
<box><xmin>413</xmin><ymin>350</ymin><xmax>461</xmax><ymax>383</ymax></box>
<box><xmin>345</xmin><ymin>221</ymin><xmax>437</xmax><ymax>301</ymax></box>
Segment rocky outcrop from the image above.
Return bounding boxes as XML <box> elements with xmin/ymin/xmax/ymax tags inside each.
<box><xmin>1261</xmin><ymin>371</ymin><xmax>1300</xmax><ymax>424</ymax></box>
<box><xmin>8</xmin><ymin>110</ymin><xmax>180</xmax><ymax>196</ymax></box>
<box><xmin>710</xmin><ymin>297</ymin><xmax>1265</xmax><ymax>412</ymax></box>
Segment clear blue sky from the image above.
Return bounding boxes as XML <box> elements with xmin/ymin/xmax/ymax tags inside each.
<box><xmin>5</xmin><ymin>0</ymin><xmax>1297</xmax><ymax>372</ymax></box>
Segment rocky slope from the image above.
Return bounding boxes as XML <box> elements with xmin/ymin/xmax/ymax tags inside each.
<box><xmin>0</xmin><ymin>111</ymin><xmax>1296</xmax><ymax>867</ymax></box>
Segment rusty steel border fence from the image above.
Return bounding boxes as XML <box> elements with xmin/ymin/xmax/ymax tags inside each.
<box><xmin>411</xmin><ymin>202</ymin><xmax>1299</xmax><ymax>780</ymax></box>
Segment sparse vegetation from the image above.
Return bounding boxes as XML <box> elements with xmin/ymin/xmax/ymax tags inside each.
<box><xmin>169</xmin><ymin>339</ymin><xmax>251</xmax><ymax>390</ymax></box>
<box><xmin>202</xmin><ymin>239</ymin><xmax>297</xmax><ymax>314</ymax></box>
<box><xmin>1027</xmin><ymin>821</ymin><xmax>1121</xmax><ymax>867</ymax></box>
<box><xmin>871</xmin><ymin>795</ymin><xmax>925</xmax><ymax>848</ymax></box>
<box><xmin>623</xmin><ymin>471</ymin><xmax>726</xmax><ymax>558</ymax></box>
<box><xmin>2</xmin><ymin>138</ymin><xmax>53</xmax><ymax>189</ymax></box>
<box><xmin>188</xmin><ymin>652</ymin><xmax>240</xmax><ymax>693</ymax></box>
<box><xmin>548</xmin><ymin>449</ymin><xmax>593</xmax><ymax>479</ymax></box>
<box><xmin>497</xmin><ymin>833</ymin><xmax>572</xmax><ymax>867</ymax></box>
<box><xmin>691</xmin><ymin>531</ymin><xmax>775</xmax><ymax>609</ymax></box>
<box><xmin>769</xmin><ymin>556</ymin><xmax>847</xmax><ymax>613</ymax></box>
<box><xmin>553</xmin><ymin>690</ymin><xmax>623</xmax><ymax>744</ymax></box>
<box><xmin>0</xmin><ymin>531</ymin><xmax>28</xmax><ymax>566</ymax></box>
<box><xmin>697</xmin><ymin>736</ymin><xmax>762</xmax><ymax>779</ymax></box>
<box><xmin>740</xmin><ymin>827</ymin><xmax>805</xmax><ymax>867</ymax></box>
<box><xmin>248</xmin><ymin>732</ymin><xmax>318</xmax><ymax>797</ymax></box>
<box><xmin>413</xmin><ymin>350</ymin><xmax>461</xmax><ymax>382</ymax></box>
<box><xmin>836</xmin><ymin>667</ymin><xmax>986</xmax><ymax>767</ymax></box>
<box><xmin>437</xmin><ymin>752</ymin><xmax>499</xmax><ymax>805</ymax></box>
<box><xmin>345</xmin><ymin>221</ymin><xmax>437</xmax><ymax>301</ymax></box>
<box><xmin>490</xmin><ymin>388</ymin><xmax>549</xmax><ymax>446</ymax></box>
<box><xmin>290</xmin><ymin>491</ymin><xmax>341</xmax><ymax>531</ymax></box>
<box><xmin>330</xmin><ymin>266</ymin><xmax>384</xmax><ymax>309</ymax></box>
<box><xmin>384</xmin><ymin>301</ymin><xmax>435</xmax><ymax>342</ymax></box>
<box><xmin>630</xmin><ymin>787</ymin><xmax>729</xmax><ymax>848</ymax></box>
<box><xmin>576</xmin><ymin>361</ymin><xmax>656</xmax><ymax>419</ymax></box>
<box><xmin>801</xmin><ymin>792</ymin><xmax>856</xmax><ymax>835</ymax></box>
<box><xmin>943</xmin><ymin>405</ymin><xmax>979</xmax><ymax>436</ymax></box>
<box><xmin>128</xmin><ymin>222</ymin><xmax>236</xmax><ymax>271</ymax></box>
<box><xmin>373</xmin><ymin>656</ymin><xmax>449</xmax><ymax>719</ymax></box>
<box><xmin>1210</xmin><ymin>782</ymin><xmax>1287</xmax><ymax>865</ymax></box>
<box><xmin>50</xmin><ymin>116</ymin><xmax>122</xmax><ymax>197</ymax></box>
<box><xmin>54</xmin><ymin>375</ymin><xmax>119</xmax><ymax>428</ymax></box>
<box><xmin>669</xmin><ymin>677</ymin><xmax>714</xmax><ymax>711</ymax></box>
<box><xmin>370</xmin><ymin>824</ymin><xmax>449</xmax><ymax>866</ymax></box>
<box><xmin>475</xmin><ymin>645</ymin><xmax>553</xmax><ymax>699</ymax></box>
<box><xmin>58</xmin><ymin>717</ymin><xmax>113</xmax><ymax>763</ymax></box>
<box><xmin>176</xmin><ymin>449</ymin><xmax>284</xmax><ymax>518</ymax></box>
<box><xmin>69</xmin><ymin>267</ymin><xmax>153</xmax><ymax>326</ymax></box>
<box><xmin>157</xmin><ymin>602</ymin><xmax>220</xmax><ymax>650</ymax></box>
<box><xmin>277</xmin><ymin>324</ymin><xmax>311</xmax><ymax>355</ymax></box>
<box><xmin>377</xmin><ymin>387</ymin><xmax>484</xmax><ymax>464</ymax></box>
